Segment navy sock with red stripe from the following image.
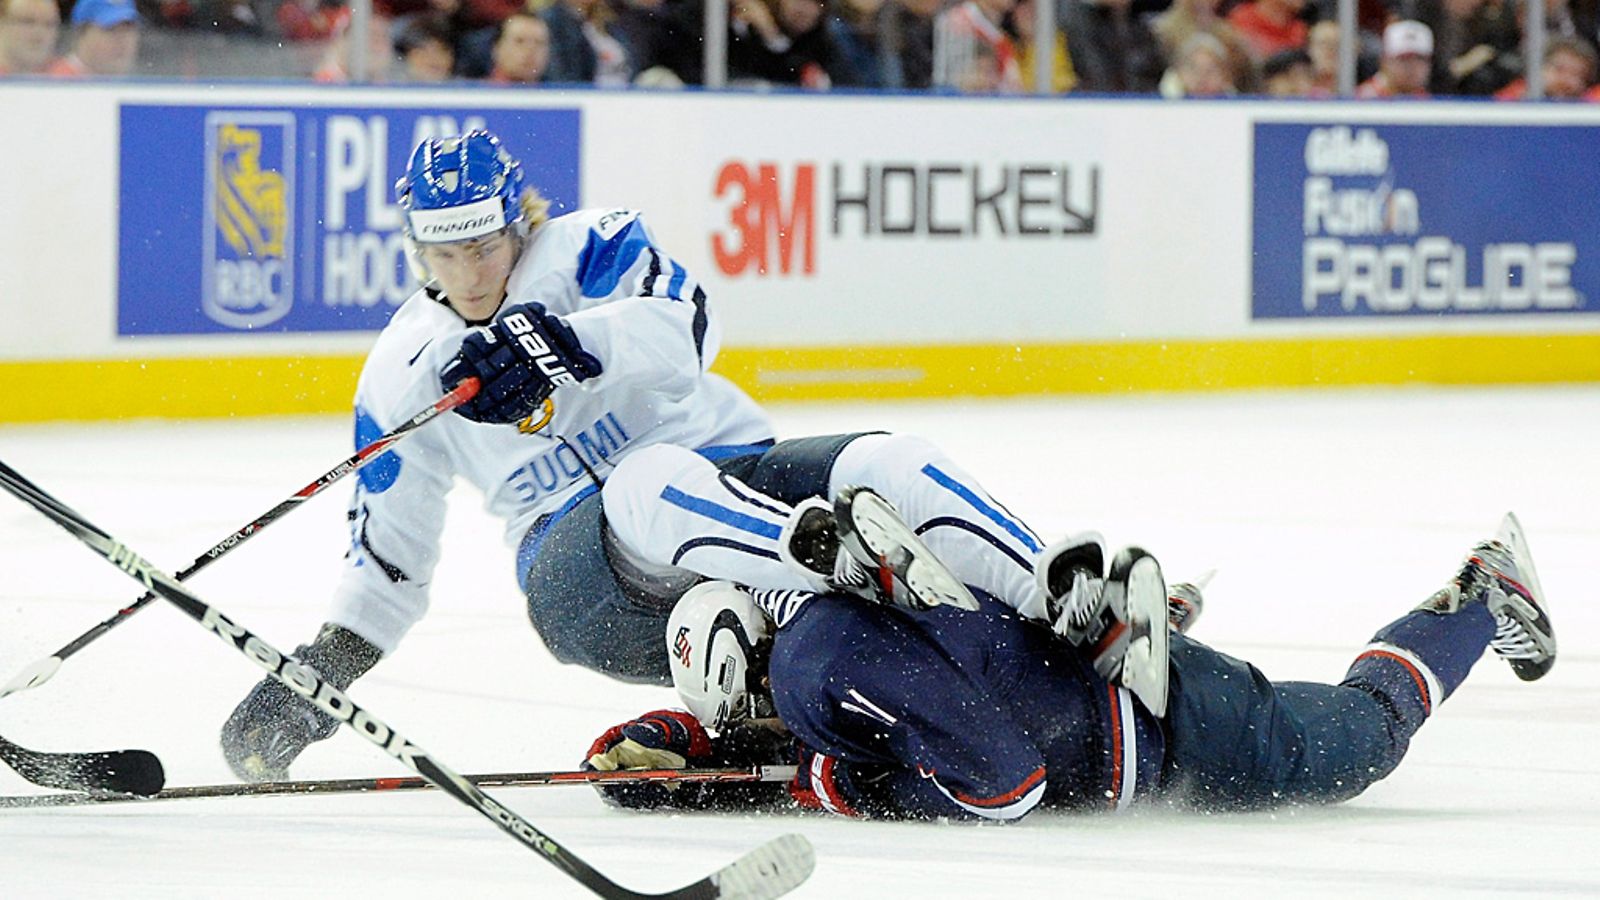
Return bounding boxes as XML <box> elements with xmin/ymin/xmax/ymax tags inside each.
<box><xmin>1342</xmin><ymin>604</ymin><xmax>1496</xmax><ymax>733</ymax></box>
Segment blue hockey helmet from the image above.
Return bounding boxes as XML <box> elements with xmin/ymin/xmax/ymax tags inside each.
<box><xmin>395</xmin><ymin>130</ymin><xmax>527</xmax><ymax>244</ymax></box>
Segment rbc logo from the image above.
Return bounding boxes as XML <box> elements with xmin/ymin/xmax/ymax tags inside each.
<box><xmin>203</xmin><ymin>114</ymin><xmax>295</xmax><ymax>329</ymax></box>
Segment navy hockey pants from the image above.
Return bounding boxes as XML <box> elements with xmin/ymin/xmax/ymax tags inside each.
<box><xmin>516</xmin><ymin>433</ymin><xmax>869</xmax><ymax>684</ymax></box>
<box><xmin>1158</xmin><ymin>603</ymin><xmax>1496</xmax><ymax>809</ymax></box>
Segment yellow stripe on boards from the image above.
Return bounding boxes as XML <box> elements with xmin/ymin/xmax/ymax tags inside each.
<box><xmin>2</xmin><ymin>333</ymin><xmax>1598</xmax><ymax>422</ymax></box>
<box><xmin>0</xmin><ymin>357</ymin><xmax>364</xmax><ymax>423</ymax></box>
<box><xmin>717</xmin><ymin>333</ymin><xmax>1600</xmax><ymax>401</ymax></box>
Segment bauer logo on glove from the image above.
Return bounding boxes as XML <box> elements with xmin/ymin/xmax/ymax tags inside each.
<box><xmin>442</xmin><ymin>301</ymin><xmax>602</xmax><ymax>424</ymax></box>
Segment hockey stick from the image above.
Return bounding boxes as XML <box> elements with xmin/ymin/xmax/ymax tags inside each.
<box><xmin>0</xmin><ymin>380</ymin><xmax>480</xmax><ymax>797</ymax></box>
<box><xmin>0</xmin><ymin>765</ymin><xmax>799</xmax><ymax>809</ymax></box>
<box><xmin>0</xmin><ymin>735</ymin><xmax>163</xmax><ymax>799</ymax></box>
<box><xmin>0</xmin><ymin>377</ymin><xmax>480</xmax><ymax>703</ymax></box>
<box><xmin>0</xmin><ymin>459</ymin><xmax>815</xmax><ymax>900</ymax></box>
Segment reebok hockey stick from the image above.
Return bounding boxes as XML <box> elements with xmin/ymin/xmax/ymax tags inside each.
<box><xmin>0</xmin><ymin>479</ymin><xmax>171</xmax><ymax>796</ymax></box>
<box><xmin>0</xmin><ymin>377</ymin><xmax>480</xmax><ymax>703</ymax></box>
<box><xmin>0</xmin><ymin>380</ymin><xmax>480</xmax><ymax>798</ymax></box>
<box><xmin>0</xmin><ymin>460</ymin><xmax>815</xmax><ymax>900</ymax></box>
<box><xmin>0</xmin><ymin>764</ymin><xmax>799</xmax><ymax>809</ymax></box>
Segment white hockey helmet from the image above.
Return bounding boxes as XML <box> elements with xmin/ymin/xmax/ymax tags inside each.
<box><xmin>667</xmin><ymin>581</ymin><xmax>773</xmax><ymax>732</ymax></box>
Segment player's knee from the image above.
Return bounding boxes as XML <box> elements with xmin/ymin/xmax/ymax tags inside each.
<box><xmin>523</xmin><ymin>574</ymin><xmax>671</xmax><ymax>685</ymax></box>
<box><xmin>604</xmin><ymin>444</ymin><xmax>707</xmax><ymax>548</ymax></box>
<box><xmin>829</xmin><ymin>432</ymin><xmax>942</xmax><ymax>495</ymax></box>
<box><xmin>943</xmin><ymin>765</ymin><xmax>1048</xmax><ymax>822</ymax></box>
<box><xmin>987</xmin><ymin>781</ymin><xmax>1045</xmax><ymax>823</ymax></box>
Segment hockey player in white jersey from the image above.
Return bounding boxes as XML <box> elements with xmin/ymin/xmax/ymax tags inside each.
<box><xmin>219</xmin><ymin>130</ymin><xmax>1169</xmax><ymax>781</ymax></box>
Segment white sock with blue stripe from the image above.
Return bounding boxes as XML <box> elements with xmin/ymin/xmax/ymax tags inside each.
<box><xmin>603</xmin><ymin>444</ymin><xmax>814</xmax><ymax>591</ymax></box>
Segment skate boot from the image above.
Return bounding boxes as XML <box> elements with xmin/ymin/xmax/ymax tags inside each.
<box><xmin>1039</xmin><ymin>534</ymin><xmax>1170</xmax><ymax>716</ymax></box>
<box><xmin>778</xmin><ymin>487</ymin><xmax>979</xmax><ymax>612</ymax></box>
<box><xmin>1420</xmin><ymin>512</ymin><xmax>1556</xmax><ymax>681</ymax></box>
<box><xmin>1040</xmin><ymin>536</ymin><xmax>1204</xmax><ymax>637</ymax></box>
<box><xmin>1167</xmin><ymin>578</ymin><xmax>1206</xmax><ymax>636</ymax></box>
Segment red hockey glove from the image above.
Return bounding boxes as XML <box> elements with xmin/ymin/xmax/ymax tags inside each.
<box><xmin>582</xmin><ymin>709</ymin><xmax>714</xmax><ymax>810</ymax></box>
<box><xmin>788</xmin><ymin>747</ymin><xmax>867</xmax><ymax>818</ymax></box>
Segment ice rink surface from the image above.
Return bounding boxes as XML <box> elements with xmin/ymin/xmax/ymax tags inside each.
<box><xmin>0</xmin><ymin>385</ymin><xmax>1596</xmax><ymax>898</ymax></box>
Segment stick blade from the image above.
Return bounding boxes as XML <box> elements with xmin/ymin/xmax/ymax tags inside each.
<box><xmin>0</xmin><ymin>655</ymin><xmax>63</xmax><ymax>699</ymax></box>
<box><xmin>65</xmin><ymin>748</ymin><xmax>167</xmax><ymax>797</ymax></box>
<box><xmin>1</xmin><ymin>741</ymin><xmax>166</xmax><ymax>797</ymax></box>
<box><xmin>705</xmin><ymin>833</ymin><xmax>815</xmax><ymax>900</ymax></box>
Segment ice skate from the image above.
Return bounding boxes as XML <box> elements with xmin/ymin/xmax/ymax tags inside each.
<box><xmin>1421</xmin><ymin>512</ymin><xmax>1556</xmax><ymax>681</ymax></box>
<box><xmin>1105</xmin><ymin>548</ymin><xmax>1170</xmax><ymax>717</ymax></box>
<box><xmin>1042</xmin><ymin>532</ymin><xmax>1205</xmax><ymax>638</ymax></box>
<box><xmin>779</xmin><ymin>487</ymin><xmax>978</xmax><ymax>612</ymax></box>
<box><xmin>1167</xmin><ymin>573</ymin><xmax>1209</xmax><ymax>636</ymax></box>
<box><xmin>1039</xmin><ymin>535</ymin><xmax>1170</xmax><ymax>715</ymax></box>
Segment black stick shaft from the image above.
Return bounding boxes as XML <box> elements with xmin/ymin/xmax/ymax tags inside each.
<box><xmin>0</xmin><ymin>458</ymin><xmax>811</xmax><ymax>900</ymax></box>
<box><xmin>0</xmin><ymin>378</ymin><xmax>480</xmax><ymax>701</ymax></box>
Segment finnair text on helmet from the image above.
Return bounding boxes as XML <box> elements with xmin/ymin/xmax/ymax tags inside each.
<box><xmin>407</xmin><ymin>196</ymin><xmax>507</xmax><ymax>244</ymax></box>
<box><xmin>419</xmin><ymin>213</ymin><xmax>502</xmax><ymax>239</ymax></box>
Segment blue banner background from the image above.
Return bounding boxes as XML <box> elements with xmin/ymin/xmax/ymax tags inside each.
<box><xmin>1252</xmin><ymin>123</ymin><xmax>1598</xmax><ymax>319</ymax></box>
<box><xmin>119</xmin><ymin>105</ymin><xmax>581</xmax><ymax>335</ymax></box>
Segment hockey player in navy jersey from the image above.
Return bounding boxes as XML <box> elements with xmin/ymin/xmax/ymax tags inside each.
<box><xmin>584</xmin><ymin>514</ymin><xmax>1556</xmax><ymax>819</ymax></box>
<box><xmin>220</xmin><ymin>130</ymin><xmax>1122</xmax><ymax>782</ymax></box>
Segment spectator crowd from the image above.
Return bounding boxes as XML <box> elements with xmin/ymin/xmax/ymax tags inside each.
<box><xmin>5</xmin><ymin>0</ymin><xmax>1600</xmax><ymax>99</ymax></box>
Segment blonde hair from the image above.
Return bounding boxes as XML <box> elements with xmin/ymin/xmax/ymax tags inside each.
<box><xmin>519</xmin><ymin>186</ymin><xmax>551</xmax><ymax>233</ymax></box>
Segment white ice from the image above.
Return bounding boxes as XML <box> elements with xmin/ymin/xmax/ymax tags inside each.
<box><xmin>0</xmin><ymin>386</ymin><xmax>1597</xmax><ymax>898</ymax></box>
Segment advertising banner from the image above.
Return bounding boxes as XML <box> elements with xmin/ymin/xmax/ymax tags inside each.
<box><xmin>118</xmin><ymin>104</ymin><xmax>581</xmax><ymax>335</ymax></box>
<box><xmin>1253</xmin><ymin>123</ymin><xmax>1596</xmax><ymax>319</ymax></box>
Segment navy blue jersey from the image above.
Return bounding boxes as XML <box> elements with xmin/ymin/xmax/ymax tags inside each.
<box><xmin>768</xmin><ymin>592</ymin><xmax>1165</xmax><ymax>820</ymax></box>
<box><xmin>766</xmin><ymin>590</ymin><xmax>1502</xmax><ymax>818</ymax></box>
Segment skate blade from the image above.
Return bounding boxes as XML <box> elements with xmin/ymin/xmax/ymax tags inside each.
<box><xmin>1495</xmin><ymin>512</ymin><xmax>1556</xmax><ymax>681</ymax></box>
<box><xmin>905</xmin><ymin>559</ymin><xmax>981</xmax><ymax>612</ymax></box>
<box><xmin>1116</xmin><ymin>552</ymin><xmax>1170</xmax><ymax>717</ymax></box>
<box><xmin>851</xmin><ymin>493</ymin><xmax>979</xmax><ymax>612</ymax></box>
<box><xmin>1496</xmin><ymin>513</ymin><xmax>1547</xmax><ymax>610</ymax></box>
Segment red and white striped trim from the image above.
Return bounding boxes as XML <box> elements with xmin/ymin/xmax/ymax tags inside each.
<box><xmin>1357</xmin><ymin>642</ymin><xmax>1443</xmax><ymax>716</ymax></box>
<box><xmin>931</xmin><ymin>765</ymin><xmax>1046</xmax><ymax>821</ymax></box>
<box><xmin>806</xmin><ymin>753</ymin><xmax>858</xmax><ymax>817</ymax></box>
<box><xmin>1105</xmin><ymin>685</ymin><xmax>1139</xmax><ymax>811</ymax></box>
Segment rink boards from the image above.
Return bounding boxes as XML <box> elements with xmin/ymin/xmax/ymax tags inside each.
<box><xmin>2</xmin><ymin>84</ymin><xmax>1600</xmax><ymax>420</ymax></box>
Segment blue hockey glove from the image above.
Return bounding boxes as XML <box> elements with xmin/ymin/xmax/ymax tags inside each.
<box><xmin>583</xmin><ymin>709</ymin><xmax>715</xmax><ymax>810</ymax></box>
<box><xmin>441</xmin><ymin>302</ymin><xmax>602</xmax><ymax>424</ymax></box>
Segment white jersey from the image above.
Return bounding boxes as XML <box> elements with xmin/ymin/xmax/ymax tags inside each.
<box><xmin>329</xmin><ymin>208</ymin><xmax>774</xmax><ymax>653</ymax></box>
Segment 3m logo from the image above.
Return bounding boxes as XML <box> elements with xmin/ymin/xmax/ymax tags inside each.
<box><xmin>203</xmin><ymin>114</ymin><xmax>295</xmax><ymax>329</ymax></box>
<box><xmin>712</xmin><ymin>161</ymin><xmax>816</xmax><ymax>277</ymax></box>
